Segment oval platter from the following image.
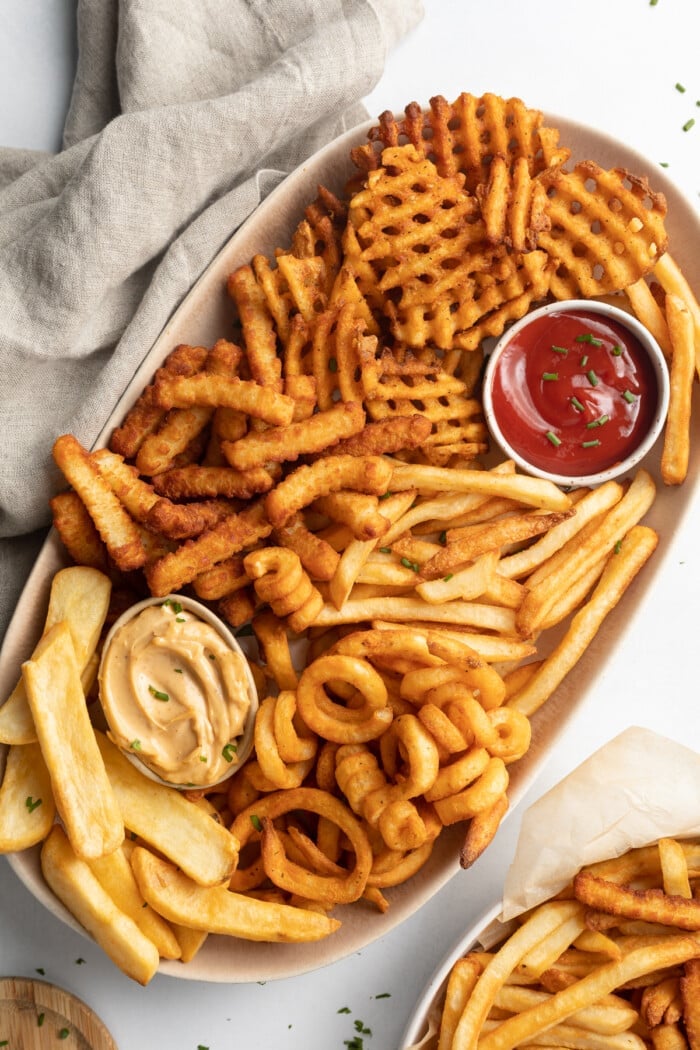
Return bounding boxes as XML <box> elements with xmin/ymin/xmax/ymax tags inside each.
<box><xmin>1</xmin><ymin>112</ymin><xmax>699</xmax><ymax>983</ymax></box>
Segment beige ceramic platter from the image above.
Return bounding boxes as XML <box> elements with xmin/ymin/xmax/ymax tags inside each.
<box><xmin>1</xmin><ymin>113</ymin><xmax>699</xmax><ymax>983</ymax></box>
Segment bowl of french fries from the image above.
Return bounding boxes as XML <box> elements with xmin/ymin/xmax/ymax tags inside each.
<box><xmin>1</xmin><ymin>92</ymin><xmax>699</xmax><ymax>984</ymax></box>
<box><xmin>401</xmin><ymin>728</ymin><xmax>700</xmax><ymax>1050</ymax></box>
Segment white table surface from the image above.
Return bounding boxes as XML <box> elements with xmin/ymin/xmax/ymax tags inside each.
<box><xmin>1</xmin><ymin>2</ymin><xmax>699</xmax><ymax>1048</ymax></box>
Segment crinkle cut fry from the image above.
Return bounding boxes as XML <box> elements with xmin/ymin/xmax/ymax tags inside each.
<box><xmin>52</xmin><ymin>434</ymin><xmax>147</xmax><ymax>573</ymax></box>
<box><xmin>264</xmin><ymin>454</ymin><xmax>393</xmax><ymax>529</ymax></box>
<box><xmin>144</xmin><ymin>500</ymin><xmax>272</xmax><ymax>597</ymax></box>
<box><xmin>574</xmin><ymin>870</ymin><xmax>700</xmax><ymax>930</ymax></box>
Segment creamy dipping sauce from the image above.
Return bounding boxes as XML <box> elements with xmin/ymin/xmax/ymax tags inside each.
<box><xmin>99</xmin><ymin>599</ymin><xmax>252</xmax><ymax>787</ymax></box>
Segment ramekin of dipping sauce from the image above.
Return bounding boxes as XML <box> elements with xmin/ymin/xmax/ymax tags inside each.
<box><xmin>482</xmin><ymin>299</ymin><xmax>670</xmax><ymax>487</ymax></box>
<box><xmin>98</xmin><ymin>594</ymin><xmax>258</xmax><ymax>790</ymax></box>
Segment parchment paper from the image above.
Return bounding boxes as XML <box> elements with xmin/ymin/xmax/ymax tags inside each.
<box><xmin>501</xmin><ymin>725</ymin><xmax>700</xmax><ymax>920</ymax></box>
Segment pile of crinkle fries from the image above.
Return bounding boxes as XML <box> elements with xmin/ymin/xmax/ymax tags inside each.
<box><xmin>0</xmin><ymin>92</ymin><xmax>698</xmax><ymax>983</ymax></box>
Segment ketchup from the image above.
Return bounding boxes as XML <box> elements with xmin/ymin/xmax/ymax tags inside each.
<box><xmin>488</xmin><ymin>308</ymin><xmax>659</xmax><ymax>477</ymax></box>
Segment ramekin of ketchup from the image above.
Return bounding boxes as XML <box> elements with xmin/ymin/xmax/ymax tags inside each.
<box><xmin>483</xmin><ymin>300</ymin><xmax>670</xmax><ymax>487</ymax></box>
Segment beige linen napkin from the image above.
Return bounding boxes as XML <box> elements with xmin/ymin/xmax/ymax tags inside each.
<box><xmin>0</xmin><ymin>0</ymin><xmax>422</xmax><ymax>643</ymax></box>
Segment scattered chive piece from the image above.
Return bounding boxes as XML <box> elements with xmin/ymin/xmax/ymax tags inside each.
<box><xmin>378</xmin><ymin>490</ymin><xmax>392</xmax><ymax>500</ymax></box>
<box><xmin>586</xmin><ymin>414</ymin><xmax>609</xmax><ymax>428</ymax></box>
<box><xmin>580</xmin><ymin>354</ymin><xmax>589</xmax><ymax>367</ymax></box>
<box><xmin>37</xmin><ymin>1013</ymin><xmax>45</xmax><ymax>1027</ymax></box>
<box><xmin>250</xmin><ymin>814</ymin><xmax>263</xmax><ymax>832</ymax></box>
<box><xmin>375</xmin><ymin>992</ymin><xmax>391</xmax><ymax>999</ymax></box>
<box><xmin>25</xmin><ymin>796</ymin><xmax>42</xmax><ymax>813</ymax></box>
<box><xmin>148</xmin><ymin>685</ymin><xmax>170</xmax><ymax>702</ymax></box>
<box><xmin>545</xmin><ymin>431</ymin><xmax>561</xmax><ymax>447</ymax></box>
<box><xmin>659</xmin><ymin>161</ymin><xmax>669</xmax><ymax>167</ymax></box>
<box><xmin>676</xmin><ymin>83</ymin><xmax>686</xmax><ymax>93</ymax></box>
<box><xmin>586</xmin><ymin>370</ymin><xmax>599</xmax><ymax>386</ymax></box>
<box><xmin>75</xmin><ymin>958</ymin><xmax>86</xmax><ymax>965</ymax></box>
<box><xmin>542</xmin><ymin>371</ymin><xmax>558</xmax><ymax>381</ymax></box>
<box><xmin>36</xmin><ymin>969</ymin><xmax>45</xmax><ymax>976</ymax></box>
<box><xmin>379</xmin><ymin>546</ymin><xmax>392</xmax><ymax>554</ymax></box>
<box><xmin>438</xmin><ymin>529</ymin><xmax>447</xmax><ymax>545</ymax></box>
<box><xmin>338</xmin><ymin>1007</ymin><xmax>351</xmax><ymax>1014</ymax></box>
<box><xmin>570</xmin><ymin>396</ymin><xmax>585</xmax><ymax>412</ymax></box>
<box><xmin>649</xmin><ymin>0</ymin><xmax>658</xmax><ymax>4</ymax></box>
<box><xmin>199</xmin><ymin>755</ymin><xmax>208</xmax><ymax>763</ymax></box>
<box><xmin>551</xmin><ymin>344</ymin><xmax>568</xmax><ymax>355</ymax></box>
<box><xmin>59</xmin><ymin>1029</ymin><xmax>70</xmax><ymax>1040</ymax></box>
<box><xmin>614</xmin><ymin>539</ymin><xmax>623</xmax><ymax>553</ymax></box>
<box><xmin>328</xmin><ymin>357</ymin><xmax>338</xmax><ymax>373</ymax></box>
<box><xmin>622</xmin><ymin>389</ymin><xmax>637</xmax><ymax>403</ymax></box>
<box><xmin>611</xmin><ymin>344</ymin><xmax>623</xmax><ymax>356</ymax></box>
<box><xmin>582</xmin><ymin>439</ymin><xmax>601</xmax><ymax>448</ymax></box>
<box><xmin>174</xmin><ymin>667</ymin><xmax>183</xmax><ymax>674</ymax></box>
<box><xmin>576</xmin><ymin>333</ymin><xmax>603</xmax><ymax>346</ymax></box>
<box><xmin>222</xmin><ymin>742</ymin><xmax>238</xmax><ymax>762</ymax></box>
<box><xmin>400</xmin><ymin>557</ymin><xmax>420</xmax><ymax>572</ymax></box>
<box><xmin>208</xmin><ymin>652</ymin><xmax>217</xmax><ymax>659</ymax></box>
<box><xmin>163</xmin><ymin>598</ymin><xmax>183</xmax><ymax>614</ymax></box>
<box><xmin>683</xmin><ymin>118</ymin><xmax>695</xmax><ymax>132</ymax></box>
<box><xmin>131</xmin><ymin>740</ymin><xmax>142</xmax><ymax>751</ymax></box>
<box><xmin>175</xmin><ymin>616</ymin><xmax>186</xmax><ymax>622</ymax></box>
<box><xmin>443</xmin><ymin>574</ymin><xmax>454</xmax><ymax>582</ymax></box>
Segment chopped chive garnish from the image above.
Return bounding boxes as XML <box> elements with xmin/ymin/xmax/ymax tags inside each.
<box><xmin>660</xmin><ymin>161</ymin><xmax>669</xmax><ymax>167</ymax></box>
<box><xmin>379</xmin><ymin>546</ymin><xmax>392</xmax><ymax>554</ymax></box>
<box><xmin>174</xmin><ymin>667</ymin><xmax>183</xmax><ymax>673</ymax></box>
<box><xmin>622</xmin><ymin>389</ymin><xmax>637</xmax><ymax>403</ymax></box>
<box><xmin>611</xmin><ymin>344</ymin><xmax>623</xmax><ymax>356</ymax></box>
<box><xmin>250</xmin><ymin>814</ymin><xmax>263</xmax><ymax>832</ymax></box>
<box><xmin>570</xmin><ymin>396</ymin><xmax>585</xmax><ymax>412</ymax></box>
<box><xmin>542</xmin><ymin>371</ymin><xmax>559</xmax><ymax>381</ymax></box>
<box><xmin>580</xmin><ymin>354</ymin><xmax>589</xmax><ymax>367</ymax></box>
<box><xmin>576</xmin><ymin>333</ymin><xmax>603</xmax><ymax>346</ymax></box>
<box><xmin>328</xmin><ymin>356</ymin><xmax>338</xmax><ymax>372</ymax></box>
<box><xmin>676</xmin><ymin>83</ymin><xmax>686</xmax><ymax>93</ymax></box>
<box><xmin>175</xmin><ymin>616</ymin><xmax>186</xmax><ymax>622</ymax></box>
<box><xmin>149</xmin><ymin>685</ymin><xmax>170</xmax><ymax>702</ymax></box>
<box><xmin>199</xmin><ymin>755</ymin><xmax>207</xmax><ymax>763</ymax></box>
<box><xmin>683</xmin><ymin>118</ymin><xmax>695</xmax><ymax>132</ymax></box>
<box><xmin>163</xmin><ymin>598</ymin><xmax>183</xmax><ymax>614</ymax></box>
<box><xmin>586</xmin><ymin>414</ymin><xmax>609</xmax><ymax>428</ymax></box>
<box><xmin>614</xmin><ymin>539</ymin><xmax>623</xmax><ymax>553</ymax></box>
<box><xmin>443</xmin><ymin>574</ymin><xmax>454</xmax><ymax>582</ymax></box>
<box><xmin>222</xmin><ymin>742</ymin><xmax>238</xmax><ymax>762</ymax></box>
<box><xmin>400</xmin><ymin>557</ymin><xmax>420</xmax><ymax>572</ymax></box>
<box><xmin>582</xmin><ymin>439</ymin><xmax>601</xmax><ymax>448</ymax></box>
<box><xmin>59</xmin><ymin>1030</ymin><xmax>70</xmax><ymax>1041</ymax></box>
<box><xmin>37</xmin><ymin>1013</ymin><xmax>45</xmax><ymax>1027</ymax></box>
<box><xmin>586</xmin><ymin>370</ymin><xmax>599</xmax><ymax>386</ymax></box>
<box><xmin>551</xmin><ymin>344</ymin><xmax>568</xmax><ymax>355</ymax></box>
<box><xmin>378</xmin><ymin>491</ymin><xmax>392</xmax><ymax>500</ymax></box>
<box><xmin>545</xmin><ymin>431</ymin><xmax>561</xmax><ymax>447</ymax></box>
<box><xmin>438</xmin><ymin>530</ymin><xmax>447</xmax><ymax>545</ymax></box>
<box><xmin>131</xmin><ymin>740</ymin><xmax>142</xmax><ymax>751</ymax></box>
<box><xmin>25</xmin><ymin>796</ymin><xmax>42</xmax><ymax>813</ymax></box>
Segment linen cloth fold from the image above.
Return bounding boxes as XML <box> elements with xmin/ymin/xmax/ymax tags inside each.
<box><xmin>0</xmin><ymin>0</ymin><xmax>422</xmax><ymax>645</ymax></box>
